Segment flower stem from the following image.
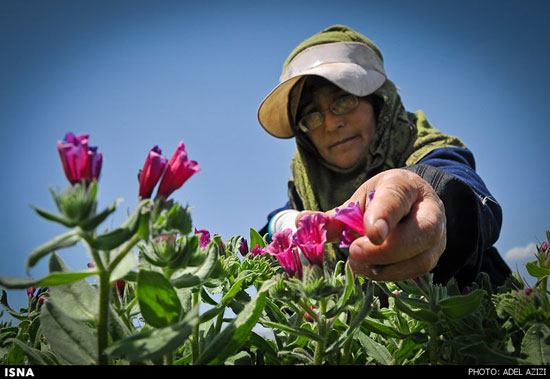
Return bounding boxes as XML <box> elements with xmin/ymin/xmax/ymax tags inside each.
<box><xmin>313</xmin><ymin>298</ymin><xmax>328</xmax><ymax>365</ymax></box>
<box><xmin>191</xmin><ymin>290</ymin><xmax>200</xmax><ymax>364</ymax></box>
<box><xmin>107</xmin><ymin>234</ymin><xmax>142</xmax><ymax>272</ymax></box>
<box><xmin>428</xmin><ymin>323</ymin><xmax>439</xmax><ymax>364</ymax></box>
<box><xmin>97</xmin><ymin>269</ymin><xmax>110</xmax><ymax>365</ymax></box>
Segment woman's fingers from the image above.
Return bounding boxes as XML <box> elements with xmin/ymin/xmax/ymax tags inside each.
<box><xmin>348</xmin><ymin>229</ymin><xmax>446</xmax><ymax>282</ymax></box>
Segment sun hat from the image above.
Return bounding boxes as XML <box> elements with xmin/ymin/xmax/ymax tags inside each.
<box><xmin>257</xmin><ymin>25</ymin><xmax>387</xmax><ymax>139</ymax></box>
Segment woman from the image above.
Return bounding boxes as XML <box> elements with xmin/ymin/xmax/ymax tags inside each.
<box><xmin>257</xmin><ymin>25</ymin><xmax>511</xmax><ymax>290</ymax></box>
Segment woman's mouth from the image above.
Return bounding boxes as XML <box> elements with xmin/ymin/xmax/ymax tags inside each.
<box><xmin>329</xmin><ymin>135</ymin><xmax>359</xmax><ymax>150</ymax></box>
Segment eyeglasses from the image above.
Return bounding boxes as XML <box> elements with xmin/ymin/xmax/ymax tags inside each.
<box><xmin>297</xmin><ymin>94</ymin><xmax>359</xmax><ymax>133</ymax></box>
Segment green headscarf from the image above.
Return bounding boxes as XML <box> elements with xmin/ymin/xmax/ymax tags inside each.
<box><xmin>286</xmin><ymin>25</ymin><xmax>466</xmax><ymax>213</ymax></box>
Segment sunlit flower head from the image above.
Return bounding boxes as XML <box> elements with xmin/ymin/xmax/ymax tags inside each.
<box><xmin>157</xmin><ymin>142</ymin><xmax>200</xmax><ymax>199</ymax></box>
<box><xmin>293</xmin><ymin>213</ymin><xmax>327</xmax><ymax>267</ymax></box>
<box><xmin>139</xmin><ymin>145</ymin><xmax>168</xmax><ymax>199</ymax></box>
<box><xmin>57</xmin><ymin>132</ymin><xmax>102</xmax><ymax>185</ymax></box>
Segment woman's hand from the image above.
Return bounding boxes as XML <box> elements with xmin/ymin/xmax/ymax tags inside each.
<box><xmin>297</xmin><ymin>168</ymin><xmax>447</xmax><ymax>282</ymax></box>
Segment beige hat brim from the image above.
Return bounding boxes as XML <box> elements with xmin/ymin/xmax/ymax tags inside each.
<box><xmin>257</xmin><ymin>42</ymin><xmax>386</xmax><ymax>139</ymax></box>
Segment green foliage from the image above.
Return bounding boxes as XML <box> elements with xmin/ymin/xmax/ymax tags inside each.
<box><xmin>1</xmin><ymin>175</ymin><xmax>549</xmax><ymax>366</ymax></box>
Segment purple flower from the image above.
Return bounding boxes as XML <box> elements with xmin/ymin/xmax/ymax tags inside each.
<box><xmin>139</xmin><ymin>145</ymin><xmax>168</xmax><ymax>199</ymax></box>
<box><xmin>57</xmin><ymin>133</ymin><xmax>102</xmax><ymax>185</ymax></box>
<box><xmin>274</xmin><ymin>247</ymin><xmax>303</xmax><ymax>279</ymax></box>
<box><xmin>157</xmin><ymin>142</ymin><xmax>200</xmax><ymax>199</ymax></box>
<box><xmin>239</xmin><ymin>238</ymin><xmax>249</xmax><ymax>256</ymax></box>
<box><xmin>293</xmin><ymin>213</ymin><xmax>327</xmax><ymax>267</ymax></box>
<box><xmin>332</xmin><ymin>202</ymin><xmax>365</xmax><ymax>248</ymax></box>
<box><xmin>194</xmin><ymin>228</ymin><xmax>211</xmax><ymax>248</ymax></box>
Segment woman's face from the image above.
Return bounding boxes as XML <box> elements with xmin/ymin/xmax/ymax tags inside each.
<box><xmin>300</xmin><ymin>82</ymin><xmax>377</xmax><ymax>169</ymax></box>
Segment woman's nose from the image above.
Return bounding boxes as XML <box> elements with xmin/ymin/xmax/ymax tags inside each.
<box><xmin>323</xmin><ymin>110</ymin><xmax>344</xmax><ymax>132</ymax></box>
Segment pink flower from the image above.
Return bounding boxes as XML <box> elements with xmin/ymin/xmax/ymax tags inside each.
<box><xmin>57</xmin><ymin>133</ymin><xmax>102</xmax><ymax>185</ymax></box>
<box><xmin>274</xmin><ymin>247</ymin><xmax>303</xmax><ymax>279</ymax></box>
<box><xmin>293</xmin><ymin>213</ymin><xmax>327</xmax><ymax>267</ymax></box>
<box><xmin>264</xmin><ymin>229</ymin><xmax>303</xmax><ymax>278</ymax></box>
<box><xmin>26</xmin><ymin>287</ymin><xmax>36</xmax><ymax>297</ymax></box>
<box><xmin>331</xmin><ymin>191</ymin><xmax>375</xmax><ymax>248</ymax></box>
<box><xmin>157</xmin><ymin>142</ymin><xmax>200</xmax><ymax>199</ymax></box>
<box><xmin>139</xmin><ymin>145</ymin><xmax>168</xmax><ymax>199</ymax></box>
<box><xmin>332</xmin><ymin>202</ymin><xmax>364</xmax><ymax>247</ymax></box>
<box><xmin>541</xmin><ymin>241</ymin><xmax>548</xmax><ymax>253</ymax></box>
<box><xmin>250</xmin><ymin>244</ymin><xmax>265</xmax><ymax>256</ymax></box>
<box><xmin>194</xmin><ymin>228</ymin><xmax>211</xmax><ymax>248</ymax></box>
<box><xmin>264</xmin><ymin>229</ymin><xmax>293</xmax><ymax>256</ymax></box>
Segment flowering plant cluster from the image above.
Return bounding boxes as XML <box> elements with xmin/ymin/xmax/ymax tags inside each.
<box><xmin>0</xmin><ymin>134</ymin><xmax>549</xmax><ymax>366</ymax></box>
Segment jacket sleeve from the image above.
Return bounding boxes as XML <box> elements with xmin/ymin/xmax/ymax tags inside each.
<box><xmin>404</xmin><ymin>146</ymin><xmax>508</xmax><ymax>287</ymax></box>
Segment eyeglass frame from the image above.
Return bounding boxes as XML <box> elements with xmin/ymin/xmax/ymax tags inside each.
<box><xmin>296</xmin><ymin>94</ymin><xmax>360</xmax><ymax>133</ymax></box>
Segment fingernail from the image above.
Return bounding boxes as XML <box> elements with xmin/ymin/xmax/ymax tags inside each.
<box><xmin>374</xmin><ymin>218</ymin><xmax>388</xmax><ymax>240</ymax></box>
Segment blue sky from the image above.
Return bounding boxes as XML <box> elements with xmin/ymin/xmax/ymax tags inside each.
<box><xmin>1</xmin><ymin>0</ymin><xmax>549</xmax><ymax>316</ymax></box>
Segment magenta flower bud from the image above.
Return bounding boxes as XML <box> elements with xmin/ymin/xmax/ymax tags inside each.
<box><xmin>250</xmin><ymin>244</ymin><xmax>266</xmax><ymax>256</ymax></box>
<box><xmin>157</xmin><ymin>142</ymin><xmax>200</xmax><ymax>199</ymax></box>
<box><xmin>139</xmin><ymin>145</ymin><xmax>168</xmax><ymax>199</ymax></box>
<box><xmin>194</xmin><ymin>228</ymin><xmax>211</xmax><ymax>248</ymax></box>
<box><xmin>114</xmin><ymin>279</ymin><xmax>126</xmax><ymax>298</ymax></box>
<box><xmin>26</xmin><ymin>287</ymin><xmax>36</xmax><ymax>297</ymax></box>
<box><xmin>541</xmin><ymin>241</ymin><xmax>548</xmax><ymax>253</ymax></box>
<box><xmin>57</xmin><ymin>132</ymin><xmax>102</xmax><ymax>185</ymax></box>
<box><xmin>293</xmin><ymin>213</ymin><xmax>327</xmax><ymax>267</ymax></box>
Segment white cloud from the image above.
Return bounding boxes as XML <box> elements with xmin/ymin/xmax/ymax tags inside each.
<box><xmin>504</xmin><ymin>242</ymin><xmax>538</xmax><ymax>262</ymax></box>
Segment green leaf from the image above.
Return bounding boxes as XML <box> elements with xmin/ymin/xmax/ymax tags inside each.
<box><xmin>1</xmin><ymin>290</ymin><xmax>28</xmax><ymax>321</ymax></box>
<box><xmin>170</xmin><ymin>242</ymin><xmax>219</xmax><ymax>288</ymax></box>
<box><xmin>325</xmin><ymin>261</ymin><xmax>355</xmax><ymax>318</ymax></box>
<box><xmin>521</xmin><ymin>323</ymin><xmax>550</xmax><ymax>365</ymax></box>
<box><xmin>325</xmin><ymin>281</ymin><xmax>373</xmax><ymax>355</ymax></box>
<box><xmin>78</xmin><ymin>198</ymin><xmax>122</xmax><ymax>231</ymax></box>
<box><xmin>29</xmin><ymin>205</ymin><xmax>76</xmax><ymax>228</ymax></box>
<box><xmin>40</xmin><ymin>300</ymin><xmax>98</xmax><ymax>364</ymax></box>
<box><xmin>0</xmin><ymin>270</ymin><xmax>98</xmax><ymax>290</ymax></box>
<box><xmin>196</xmin><ymin>279</ymin><xmax>276</xmax><ymax>365</ymax></box>
<box><xmin>356</xmin><ymin>331</ymin><xmax>392</xmax><ymax>365</ymax></box>
<box><xmin>137</xmin><ymin>270</ymin><xmax>182</xmax><ymax>328</ymax></box>
<box><xmin>438</xmin><ymin>289</ymin><xmax>484</xmax><ymax>319</ymax></box>
<box><xmin>249</xmin><ymin>228</ymin><xmax>266</xmax><ymax>248</ymax></box>
<box><xmin>6</xmin><ymin>338</ymin><xmax>53</xmax><ymax>365</ymax></box>
<box><xmin>109</xmin><ymin>248</ymin><xmax>137</xmax><ymax>283</ymax></box>
<box><xmin>48</xmin><ymin>279</ymin><xmax>99</xmax><ymax>322</ymax></box>
<box><xmin>165</xmin><ymin>203</ymin><xmax>192</xmax><ymax>236</ymax></box>
<box><xmin>393</xmin><ymin>296</ymin><xmax>438</xmax><ymax>323</ymax></box>
<box><xmin>361</xmin><ymin>317</ymin><xmax>406</xmax><ymax>340</ymax></box>
<box><xmin>89</xmin><ymin>199</ymin><xmax>151</xmax><ymax>251</ymax></box>
<box><xmin>26</xmin><ymin>229</ymin><xmax>81</xmax><ymax>272</ymax></box>
<box><xmin>259</xmin><ymin>319</ymin><xmax>323</xmax><ymax>342</ymax></box>
<box><xmin>105</xmin><ymin>306</ymin><xmax>198</xmax><ymax>361</ymax></box>
<box><xmin>525</xmin><ymin>261</ymin><xmax>550</xmax><ymax>279</ymax></box>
